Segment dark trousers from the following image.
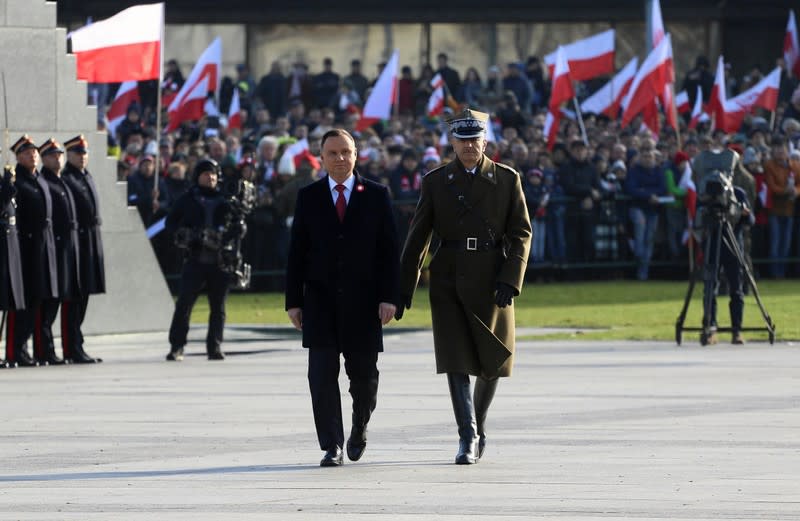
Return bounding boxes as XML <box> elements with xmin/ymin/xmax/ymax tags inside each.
<box><xmin>4</xmin><ymin>300</ymin><xmax>42</xmax><ymax>361</ymax></box>
<box><xmin>308</xmin><ymin>348</ymin><xmax>379</xmax><ymax>452</ymax></box>
<box><xmin>703</xmin><ymin>228</ymin><xmax>744</xmax><ymax>330</ymax></box>
<box><xmin>62</xmin><ymin>294</ymin><xmax>89</xmax><ymax>359</ymax></box>
<box><xmin>37</xmin><ymin>298</ymin><xmax>61</xmax><ymax>359</ymax></box>
<box><xmin>168</xmin><ymin>260</ymin><xmax>230</xmax><ymax>353</ymax></box>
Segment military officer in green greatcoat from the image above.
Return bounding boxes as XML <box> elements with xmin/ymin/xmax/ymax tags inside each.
<box><xmin>396</xmin><ymin>108</ymin><xmax>532</xmax><ymax>464</ymax></box>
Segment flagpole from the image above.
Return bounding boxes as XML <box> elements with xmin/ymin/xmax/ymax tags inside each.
<box><xmin>572</xmin><ymin>97</ymin><xmax>589</xmax><ymax>145</ymax></box>
<box><xmin>770</xmin><ymin>110</ymin><xmax>776</xmax><ymax>132</ymax></box>
<box><xmin>153</xmin><ymin>2</ymin><xmax>165</xmax><ymax>196</ymax></box>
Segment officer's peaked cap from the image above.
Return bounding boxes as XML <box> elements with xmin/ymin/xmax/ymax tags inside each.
<box><xmin>446</xmin><ymin>108</ymin><xmax>489</xmax><ymax>139</ymax></box>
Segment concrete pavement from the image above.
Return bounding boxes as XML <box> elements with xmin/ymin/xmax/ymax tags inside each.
<box><xmin>0</xmin><ymin>327</ymin><xmax>798</xmax><ymax>520</ymax></box>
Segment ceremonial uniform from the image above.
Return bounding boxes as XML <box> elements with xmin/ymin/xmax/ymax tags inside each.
<box><xmin>61</xmin><ymin>135</ymin><xmax>104</xmax><ymax>363</ymax></box>
<box><xmin>5</xmin><ymin>135</ymin><xmax>58</xmax><ymax>367</ymax></box>
<box><xmin>0</xmin><ymin>164</ymin><xmax>24</xmax><ymax>368</ymax></box>
<box><xmin>38</xmin><ymin>139</ymin><xmax>81</xmax><ymax>365</ymax></box>
<box><xmin>398</xmin><ymin>109</ymin><xmax>531</xmax><ymax>464</ymax></box>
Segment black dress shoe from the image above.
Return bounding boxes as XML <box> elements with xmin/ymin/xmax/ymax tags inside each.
<box><xmin>166</xmin><ymin>347</ymin><xmax>184</xmax><ymax>361</ymax></box>
<box><xmin>320</xmin><ymin>447</ymin><xmax>343</xmax><ymax>467</ymax></box>
<box><xmin>207</xmin><ymin>350</ymin><xmax>225</xmax><ymax>361</ymax></box>
<box><xmin>70</xmin><ymin>351</ymin><xmax>99</xmax><ymax>364</ymax></box>
<box><xmin>45</xmin><ymin>353</ymin><xmax>66</xmax><ymax>365</ymax></box>
<box><xmin>478</xmin><ymin>435</ymin><xmax>486</xmax><ymax>459</ymax></box>
<box><xmin>15</xmin><ymin>350</ymin><xmax>39</xmax><ymax>367</ymax></box>
<box><xmin>346</xmin><ymin>427</ymin><xmax>367</xmax><ymax>461</ymax></box>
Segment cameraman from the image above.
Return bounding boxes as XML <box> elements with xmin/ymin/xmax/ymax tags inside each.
<box><xmin>165</xmin><ymin>158</ymin><xmax>233</xmax><ymax>361</ymax></box>
<box><xmin>692</xmin><ymin>147</ymin><xmax>751</xmax><ymax>345</ymax></box>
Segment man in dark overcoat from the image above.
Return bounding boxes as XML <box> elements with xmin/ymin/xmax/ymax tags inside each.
<box><xmin>285</xmin><ymin>129</ymin><xmax>399</xmax><ymax>467</ymax></box>
<box><xmin>61</xmin><ymin>135</ymin><xmax>104</xmax><ymax>363</ymax></box>
<box><xmin>397</xmin><ymin>109</ymin><xmax>532</xmax><ymax>464</ymax></box>
<box><xmin>5</xmin><ymin>135</ymin><xmax>57</xmax><ymax>367</ymax></box>
<box><xmin>38</xmin><ymin>139</ymin><xmax>80</xmax><ymax>365</ymax></box>
<box><xmin>0</xmin><ymin>161</ymin><xmax>24</xmax><ymax>368</ymax></box>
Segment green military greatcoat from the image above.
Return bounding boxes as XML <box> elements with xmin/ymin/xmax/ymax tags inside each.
<box><xmin>399</xmin><ymin>154</ymin><xmax>532</xmax><ymax>377</ymax></box>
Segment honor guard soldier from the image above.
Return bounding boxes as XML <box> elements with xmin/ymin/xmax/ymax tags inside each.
<box><xmin>0</xmin><ymin>154</ymin><xmax>24</xmax><ymax>368</ymax></box>
<box><xmin>38</xmin><ymin>139</ymin><xmax>80</xmax><ymax>364</ymax></box>
<box><xmin>397</xmin><ymin>109</ymin><xmax>532</xmax><ymax>464</ymax></box>
<box><xmin>5</xmin><ymin>135</ymin><xmax>58</xmax><ymax>367</ymax></box>
<box><xmin>165</xmin><ymin>158</ymin><xmax>232</xmax><ymax>362</ymax></box>
<box><xmin>61</xmin><ymin>135</ymin><xmax>104</xmax><ymax>363</ymax></box>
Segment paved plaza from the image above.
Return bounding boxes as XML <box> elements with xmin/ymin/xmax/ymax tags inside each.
<box><xmin>0</xmin><ymin>326</ymin><xmax>798</xmax><ymax>520</ymax></box>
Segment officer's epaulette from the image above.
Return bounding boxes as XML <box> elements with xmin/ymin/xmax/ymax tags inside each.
<box><xmin>422</xmin><ymin>162</ymin><xmax>449</xmax><ymax>178</ymax></box>
<box><xmin>494</xmin><ymin>161</ymin><xmax>522</xmax><ymax>178</ymax></box>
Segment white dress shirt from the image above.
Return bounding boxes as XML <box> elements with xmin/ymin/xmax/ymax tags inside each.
<box><xmin>328</xmin><ymin>173</ymin><xmax>356</xmax><ymax>205</ymax></box>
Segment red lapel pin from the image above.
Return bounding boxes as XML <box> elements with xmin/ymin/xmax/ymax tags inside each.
<box><xmin>356</xmin><ymin>184</ymin><xmax>365</xmax><ymax>192</ymax></box>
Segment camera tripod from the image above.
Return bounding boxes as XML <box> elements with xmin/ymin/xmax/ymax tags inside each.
<box><xmin>675</xmin><ymin>213</ymin><xmax>775</xmax><ymax>346</ymax></box>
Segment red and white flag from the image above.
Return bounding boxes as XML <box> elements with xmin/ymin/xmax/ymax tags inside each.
<box><xmin>580</xmin><ymin>57</ymin><xmax>638</xmax><ymax>118</ymax></box>
<box><xmin>356</xmin><ymin>50</ymin><xmax>399</xmax><ymax>131</ymax></box>
<box><xmin>549</xmin><ymin>46</ymin><xmax>575</xmax><ymax>111</ymax></box>
<box><xmin>278</xmin><ymin>138</ymin><xmax>309</xmax><ymax>173</ymax></box>
<box><xmin>544</xmin><ymin>29</ymin><xmax>615</xmax><ymax>81</ymax></box>
<box><xmin>650</xmin><ymin>0</ymin><xmax>666</xmax><ymax>47</ymax></box>
<box><xmin>721</xmin><ymin>67</ymin><xmax>781</xmax><ymax>133</ymax></box>
<box><xmin>228</xmin><ymin>89</ymin><xmax>242</xmax><ymax>130</ymax></box>
<box><xmin>426</xmin><ymin>85</ymin><xmax>445</xmax><ymax>117</ymax></box>
<box><xmin>430</xmin><ymin>73</ymin><xmax>445</xmax><ymax>90</ymax></box>
<box><xmin>785</xmin><ymin>10</ymin><xmax>800</xmax><ymax>78</ymax></box>
<box><xmin>675</xmin><ymin>90</ymin><xmax>690</xmax><ymax>114</ymax></box>
<box><xmin>688</xmin><ymin>85</ymin><xmax>708</xmax><ymax>129</ymax></box>
<box><xmin>166</xmin><ymin>38</ymin><xmax>222</xmax><ymax>131</ymax></box>
<box><xmin>167</xmin><ymin>76</ymin><xmax>209</xmax><ymax>130</ymax></box>
<box><xmin>708</xmin><ymin>56</ymin><xmax>727</xmax><ymax>126</ymax></box>
<box><xmin>621</xmin><ymin>34</ymin><xmax>674</xmax><ymax>127</ymax></box>
<box><xmin>70</xmin><ymin>3</ymin><xmax>163</xmax><ymax>83</ymax></box>
<box><xmin>106</xmin><ymin>80</ymin><xmax>139</xmax><ymax>137</ymax></box>
<box><xmin>679</xmin><ymin>163</ymin><xmax>699</xmax><ymax>246</ymax></box>
<box><xmin>543</xmin><ymin>110</ymin><xmax>559</xmax><ymax>151</ymax></box>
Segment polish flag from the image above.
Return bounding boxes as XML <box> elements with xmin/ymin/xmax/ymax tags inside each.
<box><xmin>679</xmin><ymin>163</ymin><xmax>698</xmax><ymax>245</ymax></box>
<box><xmin>228</xmin><ymin>88</ymin><xmax>242</xmax><ymax>130</ymax></box>
<box><xmin>549</xmin><ymin>46</ymin><xmax>575</xmax><ymax>111</ymax></box>
<box><xmin>70</xmin><ymin>3</ymin><xmax>163</xmax><ymax>83</ymax></box>
<box><xmin>580</xmin><ymin>57</ymin><xmax>638</xmax><ymax>118</ymax></box>
<box><xmin>650</xmin><ymin>0</ymin><xmax>666</xmax><ymax>47</ymax></box>
<box><xmin>106</xmin><ymin>80</ymin><xmax>140</xmax><ymax>138</ymax></box>
<box><xmin>430</xmin><ymin>73</ymin><xmax>445</xmax><ymax>90</ymax></box>
<box><xmin>720</xmin><ymin>67</ymin><xmax>781</xmax><ymax>133</ymax></box>
<box><xmin>166</xmin><ymin>38</ymin><xmax>222</xmax><ymax>132</ymax></box>
<box><xmin>167</xmin><ymin>76</ymin><xmax>209</xmax><ymax>131</ymax></box>
<box><xmin>544</xmin><ymin>30</ymin><xmax>615</xmax><ymax>81</ymax></box>
<box><xmin>688</xmin><ymin>86</ymin><xmax>706</xmax><ymax>129</ymax></box>
<box><xmin>707</xmin><ymin>56</ymin><xmax>727</xmax><ymax>126</ymax></box>
<box><xmin>543</xmin><ymin>110</ymin><xmax>560</xmax><ymax>151</ymax></box>
<box><xmin>356</xmin><ymin>50</ymin><xmax>399</xmax><ymax>131</ymax></box>
<box><xmin>785</xmin><ymin>10</ymin><xmax>800</xmax><ymax>77</ymax></box>
<box><xmin>426</xmin><ymin>85</ymin><xmax>445</xmax><ymax>117</ymax></box>
<box><xmin>621</xmin><ymin>34</ymin><xmax>674</xmax><ymax>127</ymax></box>
<box><xmin>675</xmin><ymin>90</ymin><xmax>690</xmax><ymax>114</ymax></box>
<box><xmin>278</xmin><ymin>138</ymin><xmax>309</xmax><ymax>173</ymax></box>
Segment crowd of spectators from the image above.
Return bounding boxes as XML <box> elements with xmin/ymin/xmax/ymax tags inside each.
<box><xmin>98</xmin><ymin>51</ymin><xmax>800</xmax><ymax>287</ymax></box>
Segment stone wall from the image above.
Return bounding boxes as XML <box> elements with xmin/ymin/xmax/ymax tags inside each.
<box><xmin>0</xmin><ymin>0</ymin><xmax>173</xmax><ymax>334</ymax></box>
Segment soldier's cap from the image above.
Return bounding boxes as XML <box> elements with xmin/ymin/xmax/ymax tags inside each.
<box><xmin>11</xmin><ymin>134</ymin><xmax>37</xmax><ymax>155</ymax></box>
<box><xmin>446</xmin><ymin>108</ymin><xmax>489</xmax><ymax>139</ymax></box>
<box><xmin>64</xmin><ymin>134</ymin><xmax>89</xmax><ymax>154</ymax></box>
<box><xmin>38</xmin><ymin>138</ymin><xmax>64</xmax><ymax>157</ymax></box>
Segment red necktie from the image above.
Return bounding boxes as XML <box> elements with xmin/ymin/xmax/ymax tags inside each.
<box><xmin>335</xmin><ymin>184</ymin><xmax>346</xmax><ymax>222</ymax></box>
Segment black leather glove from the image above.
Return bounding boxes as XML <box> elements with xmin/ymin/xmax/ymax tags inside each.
<box><xmin>495</xmin><ymin>282</ymin><xmax>515</xmax><ymax>308</ymax></box>
<box><xmin>394</xmin><ymin>294</ymin><xmax>410</xmax><ymax>321</ymax></box>
<box><xmin>3</xmin><ymin>165</ymin><xmax>13</xmax><ymax>183</ymax></box>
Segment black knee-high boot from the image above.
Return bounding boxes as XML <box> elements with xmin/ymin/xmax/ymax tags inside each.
<box><xmin>474</xmin><ymin>376</ymin><xmax>498</xmax><ymax>459</ymax></box>
<box><xmin>447</xmin><ymin>373</ymin><xmax>478</xmax><ymax>465</ymax></box>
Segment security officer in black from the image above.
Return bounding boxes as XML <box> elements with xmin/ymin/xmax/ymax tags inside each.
<box><xmin>38</xmin><ymin>139</ymin><xmax>80</xmax><ymax>365</ymax></box>
<box><xmin>166</xmin><ymin>158</ymin><xmax>232</xmax><ymax>361</ymax></box>
<box><xmin>6</xmin><ymin>135</ymin><xmax>58</xmax><ymax>367</ymax></box>
<box><xmin>0</xmin><ymin>157</ymin><xmax>25</xmax><ymax>368</ymax></box>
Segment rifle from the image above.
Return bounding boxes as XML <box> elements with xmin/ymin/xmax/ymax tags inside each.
<box><xmin>1</xmin><ymin>72</ymin><xmax>9</xmax><ymax>347</ymax></box>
